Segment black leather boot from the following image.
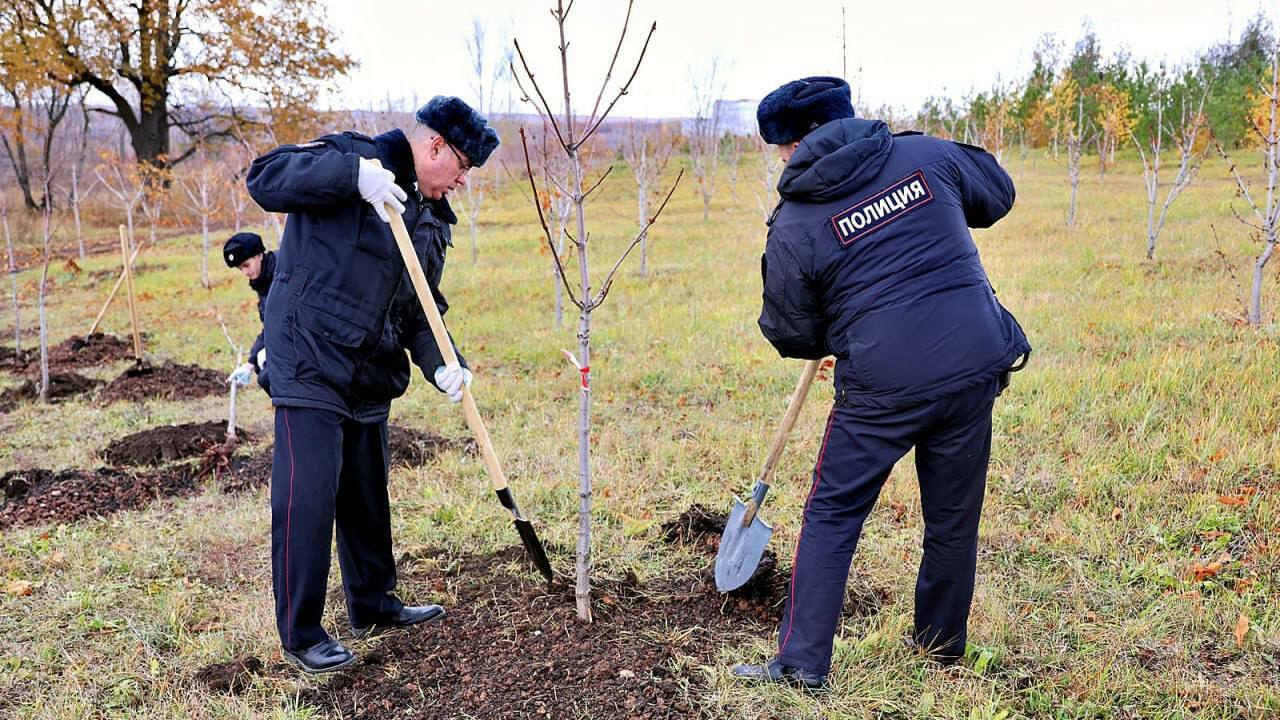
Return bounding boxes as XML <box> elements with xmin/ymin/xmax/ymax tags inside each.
<box><xmin>282</xmin><ymin>637</ymin><xmax>356</xmax><ymax>674</ymax></box>
<box><xmin>731</xmin><ymin>657</ymin><xmax>827</xmax><ymax>690</ymax></box>
<box><xmin>351</xmin><ymin>604</ymin><xmax>446</xmax><ymax>639</ymax></box>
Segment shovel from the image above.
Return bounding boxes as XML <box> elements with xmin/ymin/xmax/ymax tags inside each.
<box><xmin>715</xmin><ymin>358</ymin><xmax>821</xmax><ymax>592</ymax></box>
<box><xmin>383</xmin><ymin>200</ymin><xmax>554</xmax><ymax>583</ymax></box>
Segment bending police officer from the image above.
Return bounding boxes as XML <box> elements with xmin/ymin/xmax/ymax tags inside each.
<box><xmin>245</xmin><ymin>96</ymin><xmax>497</xmax><ymax>674</ymax></box>
<box><xmin>733</xmin><ymin>77</ymin><xmax>1031</xmax><ymax>689</ymax></box>
<box><xmin>223</xmin><ymin>232</ymin><xmax>274</xmax><ymax>391</ymax></box>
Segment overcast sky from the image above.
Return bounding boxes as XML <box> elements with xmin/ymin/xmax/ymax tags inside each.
<box><xmin>320</xmin><ymin>0</ymin><xmax>1277</xmax><ymax>118</ymax></box>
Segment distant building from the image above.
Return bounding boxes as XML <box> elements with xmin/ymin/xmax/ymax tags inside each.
<box><xmin>715</xmin><ymin>99</ymin><xmax>758</xmax><ymax>136</ymax></box>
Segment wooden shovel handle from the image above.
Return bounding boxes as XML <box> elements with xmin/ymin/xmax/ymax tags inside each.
<box><xmin>755</xmin><ymin>359</ymin><xmax>822</xmax><ymax>486</ymax></box>
<box><xmin>383</xmin><ymin>202</ymin><xmax>510</xmax><ymax>494</ymax></box>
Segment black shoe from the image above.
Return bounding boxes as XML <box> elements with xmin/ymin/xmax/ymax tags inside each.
<box><xmin>731</xmin><ymin>657</ymin><xmax>827</xmax><ymax>690</ymax></box>
<box><xmin>351</xmin><ymin>604</ymin><xmax>446</xmax><ymax>639</ymax></box>
<box><xmin>282</xmin><ymin>638</ymin><xmax>356</xmax><ymax>674</ymax></box>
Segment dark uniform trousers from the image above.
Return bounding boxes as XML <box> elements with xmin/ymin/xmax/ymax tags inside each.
<box><xmin>777</xmin><ymin>377</ymin><xmax>999</xmax><ymax>675</ymax></box>
<box><xmin>270</xmin><ymin>406</ymin><xmax>403</xmax><ymax>650</ymax></box>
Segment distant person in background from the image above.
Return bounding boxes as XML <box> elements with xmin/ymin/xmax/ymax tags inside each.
<box><xmin>223</xmin><ymin>232</ymin><xmax>274</xmax><ymax>392</ymax></box>
<box><xmin>733</xmin><ymin>76</ymin><xmax>1031</xmax><ymax>690</ymax></box>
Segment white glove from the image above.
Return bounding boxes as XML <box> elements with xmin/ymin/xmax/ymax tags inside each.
<box><xmin>256</xmin><ymin>348</ymin><xmax>266</xmax><ymax>369</ymax></box>
<box><xmin>433</xmin><ymin>363</ymin><xmax>473</xmax><ymax>403</ymax></box>
<box><xmin>357</xmin><ymin>157</ymin><xmax>407</xmax><ymax>223</ymax></box>
<box><xmin>227</xmin><ymin>362</ymin><xmax>254</xmax><ymax>387</ymax></box>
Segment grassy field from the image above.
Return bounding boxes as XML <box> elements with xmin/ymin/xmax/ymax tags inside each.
<box><xmin>0</xmin><ymin>147</ymin><xmax>1277</xmax><ymax>719</ymax></box>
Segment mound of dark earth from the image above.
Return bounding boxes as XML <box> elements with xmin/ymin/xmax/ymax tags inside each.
<box><xmin>198</xmin><ymin>426</ymin><xmax>471</xmax><ymax>494</ymax></box>
<box><xmin>0</xmin><ymin>345</ymin><xmax>34</xmax><ymax>372</ymax></box>
<box><xmin>101</xmin><ymin>421</ymin><xmax>249</xmax><ymax>467</ymax></box>
<box><xmin>0</xmin><ymin>372</ymin><xmax>101</xmax><ymax>411</ymax></box>
<box><xmin>21</xmin><ymin>334</ymin><xmax>136</xmax><ymax>373</ymax></box>
<box><xmin>661</xmin><ymin>503</ymin><xmax>891</xmax><ymax>622</ymax></box>
<box><xmin>388</xmin><ymin>424</ymin><xmax>476</xmax><ymax>467</ymax></box>
<box><xmin>100</xmin><ymin>361</ymin><xmax>226</xmax><ymax>403</ymax></box>
<box><xmin>194</xmin><ymin>655</ymin><xmax>264</xmax><ymax>695</ymax></box>
<box><xmin>0</xmin><ymin>465</ymin><xmax>194</xmax><ymax>529</ymax></box>
<box><xmin>301</xmin><ymin>547</ymin><xmax>775</xmax><ymax>719</ymax></box>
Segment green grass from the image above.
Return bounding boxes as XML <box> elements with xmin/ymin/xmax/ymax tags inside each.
<box><xmin>1</xmin><ymin>149</ymin><xmax>1278</xmax><ymax>718</ymax></box>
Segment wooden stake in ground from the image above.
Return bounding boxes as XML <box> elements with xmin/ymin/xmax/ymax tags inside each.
<box><xmin>86</xmin><ymin>241</ymin><xmax>143</xmax><ymax>339</ymax></box>
<box><xmin>117</xmin><ymin>225</ymin><xmax>142</xmax><ymax>361</ymax></box>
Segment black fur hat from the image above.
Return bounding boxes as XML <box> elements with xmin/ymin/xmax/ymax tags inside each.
<box><xmin>757</xmin><ymin>76</ymin><xmax>855</xmax><ymax>145</ymax></box>
<box><xmin>223</xmin><ymin>232</ymin><xmax>264</xmax><ymax>268</ymax></box>
<box><xmin>415</xmin><ymin>96</ymin><xmax>500</xmax><ymax>168</ymax></box>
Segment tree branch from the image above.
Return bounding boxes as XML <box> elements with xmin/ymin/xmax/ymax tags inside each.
<box><xmin>512</xmin><ymin>39</ymin><xmax>567</xmax><ymax>150</ymax></box>
<box><xmin>592</xmin><ymin>168</ymin><xmax>683</xmax><ymax>307</ymax></box>
<box><xmin>518</xmin><ymin>127</ymin><xmax>583</xmax><ymax>309</ymax></box>
<box><xmin>584</xmin><ymin>0</ymin><xmax>632</xmax><ymax>130</ymax></box>
<box><xmin>580</xmin><ymin>165</ymin><xmax>613</xmax><ymax>201</ymax></box>
<box><xmin>577</xmin><ymin>21</ymin><xmax>657</xmax><ymax>149</ymax></box>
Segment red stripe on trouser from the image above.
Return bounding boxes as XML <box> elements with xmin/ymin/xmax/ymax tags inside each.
<box><xmin>283</xmin><ymin>408</ymin><xmax>296</xmax><ymax>648</ymax></box>
<box><xmin>779</xmin><ymin>408</ymin><xmax>838</xmax><ymax>658</ymax></box>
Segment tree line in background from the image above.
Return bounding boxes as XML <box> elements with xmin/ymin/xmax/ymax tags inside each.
<box><xmin>0</xmin><ymin>2</ymin><xmax>1277</xmax><ymax>355</ymax></box>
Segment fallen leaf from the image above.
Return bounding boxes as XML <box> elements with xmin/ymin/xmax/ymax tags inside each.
<box><xmin>1208</xmin><ymin>449</ymin><xmax>1227</xmax><ymax>463</ymax></box>
<box><xmin>1218</xmin><ymin>495</ymin><xmax>1248</xmax><ymax>507</ymax></box>
<box><xmin>3</xmin><ymin>579</ymin><xmax>32</xmax><ymax>596</ymax></box>
<box><xmin>1234</xmin><ymin>613</ymin><xmax>1249</xmax><ymax>647</ymax></box>
<box><xmin>890</xmin><ymin>499</ymin><xmax>907</xmax><ymax>524</ymax></box>
<box><xmin>1111</xmin><ymin>507</ymin><xmax>1123</xmax><ymax>521</ymax></box>
<box><xmin>1234</xmin><ymin>578</ymin><xmax>1255</xmax><ymax>595</ymax></box>
<box><xmin>1191</xmin><ymin>561</ymin><xmax>1222</xmax><ymax>582</ymax></box>
<box><xmin>1240</xmin><ymin>485</ymin><xmax>1258</xmax><ymax>497</ymax></box>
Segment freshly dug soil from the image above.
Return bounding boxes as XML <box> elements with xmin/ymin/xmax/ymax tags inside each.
<box><xmin>302</xmin><ymin>547</ymin><xmax>776</xmax><ymax>719</ymax></box>
<box><xmin>0</xmin><ymin>465</ymin><xmax>195</xmax><ymax>529</ymax></box>
<box><xmin>388</xmin><ymin>424</ymin><xmax>477</xmax><ymax>467</ymax></box>
<box><xmin>100</xmin><ymin>421</ymin><xmax>249</xmax><ymax>467</ymax></box>
<box><xmin>203</xmin><ymin>425</ymin><xmax>469</xmax><ymax>494</ymax></box>
<box><xmin>0</xmin><ymin>345</ymin><xmax>34</xmax><ymax>372</ymax></box>
<box><xmin>216</xmin><ymin>449</ymin><xmax>273</xmax><ymax>494</ymax></box>
<box><xmin>662</xmin><ymin>503</ymin><xmax>891</xmax><ymax>622</ymax></box>
<box><xmin>16</xmin><ymin>334</ymin><xmax>136</xmax><ymax>373</ymax></box>
<box><xmin>194</xmin><ymin>656</ymin><xmax>264</xmax><ymax>695</ymax></box>
<box><xmin>0</xmin><ymin>372</ymin><xmax>101</xmax><ymax>411</ymax></box>
<box><xmin>100</xmin><ymin>361</ymin><xmax>226</xmax><ymax>403</ymax></box>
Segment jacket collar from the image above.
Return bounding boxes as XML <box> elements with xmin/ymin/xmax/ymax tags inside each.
<box><xmin>249</xmin><ymin>250</ymin><xmax>276</xmax><ymax>294</ymax></box>
<box><xmin>778</xmin><ymin>118</ymin><xmax>894</xmax><ymax>202</ymax></box>
<box><xmin>373</xmin><ymin>129</ymin><xmax>418</xmax><ymax>195</ymax></box>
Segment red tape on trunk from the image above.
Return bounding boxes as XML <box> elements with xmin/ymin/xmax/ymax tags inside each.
<box><xmin>579</xmin><ymin>366</ymin><xmax>590</xmax><ymax>390</ymax></box>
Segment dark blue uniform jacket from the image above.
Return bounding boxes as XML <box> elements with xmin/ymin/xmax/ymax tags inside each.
<box><xmin>247</xmin><ymin>129</ymin><xmax>466</xmax><ymax>423</ymax></box>
<box><xmin>247</xmin><ymin>250</ymin><xmax>275</xmax><ymax>372</ymax></box>
<box><xmin>760</xmin><ymin>118</ymin><xmax>1030</xmax><ymax>409</ymax></box>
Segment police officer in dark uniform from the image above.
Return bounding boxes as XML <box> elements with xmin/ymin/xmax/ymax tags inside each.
<box><xmin>245</xmin><ymin>96</ymin><xmax>498</xmax><ymax>673</ymax></box>
<box><xmin>222</xmin><ymin>232</ymin><xmax>275</xmax><ymax>390</ymax></box>
<box><xmin>732</xmin><ymin>77</ymin><xmax>1031</xmax><ymax>689</ymax></box>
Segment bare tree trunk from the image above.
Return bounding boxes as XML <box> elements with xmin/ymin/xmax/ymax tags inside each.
<box><xmin>37</xmin><ymin>179</ymin><xmax>53</xmax><ymax>401</ymax></box>
<box><xmin>200</xmin><ymin>212</ymin><xmax>211</xmax><ymax>288</ymax></box>
<box><xmin>3</xmin><ymin>203</ymin><xmax>17</xmax><ymax>353</ymax></box>
<box><xmin>70</xmin><ymin>163</ymin><xmax>85</xmax><ymax>259</ymax></box>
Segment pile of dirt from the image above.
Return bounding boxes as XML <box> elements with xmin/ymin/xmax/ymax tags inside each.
<box><xmin>387</xmin><ymin>424</ymin><xmax>476</xmax><ymax>467</ymax></box>
<box><xmin>100</xmin><ymin>361</ymin><xmax>226</xmax><ymax>403</ymax></box>
<box><xmin>215</xmin><ymin>449</ymin><xmax>273</xmax><ymax>494</ymax></box>
<box><xmin>0</xmin><ymin>346</ymin><xmax>34</xmax><ymax>372</ymax></box>
<box><xmin>16</xmin><ymin>334</ymin><xmax>136</xmax><ymax>373</ymax></box>
<box><xmin>0</xmin><ymin>465</ymin><xmax>195</xmax><ymax>529</ymax></box>
<box><xmin>0</xmin><ymin>373</ymin><xmax>101</xmax><ymax>411</ymax></box>
<box><xmin>194</xmin><ymin>656</ymin><xmax>264</xmax><ymax>695</ymax></box>
<box><xmin>100</xmin><ymin>421</ymin><xmax>248</xmax><ymax>467</ymax></box>
<box><xmin>661</xmin><ymin>503</ymin><xmax>890</xmax><ymax>623</ymax></box>
<box><xmin>660</xmin><ymin>503</ymin><xmax>728</xmax><ymax>551</ymax></box>
<box><xmin>302</xmin><ymin>548</ymin><xmax>774</xmax><ymax>719</ymax></box>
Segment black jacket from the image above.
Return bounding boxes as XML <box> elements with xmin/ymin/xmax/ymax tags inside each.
<box><xmin>760</xmin><ymin>118</ymin><xmax>1030</xmax><ymax>408</ymax></box>
<box><xmin>246</xmin><ymin>128</ymin><xmax>465</xmax><ymax>423</ymax></box>
<box><xmin>247</xmin><ymin>251</ymin><xmax>275</xmax><ymax>371</ymax></box>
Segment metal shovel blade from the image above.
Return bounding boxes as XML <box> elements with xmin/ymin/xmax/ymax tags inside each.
<box><xmin>714</xmin><ymin>495</ymin><xmax>774</xmax><ymax>592</ymax></box>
